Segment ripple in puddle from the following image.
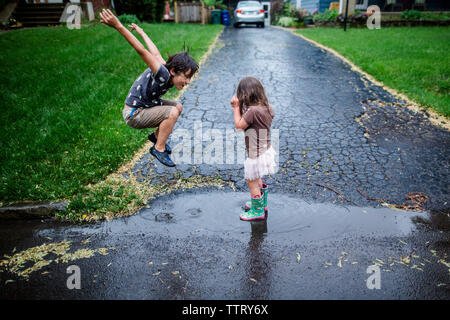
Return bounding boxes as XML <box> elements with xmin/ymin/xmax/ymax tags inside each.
<box><xmin>132</xmin><ymin>192</ymin><xmax>428</xmax><ymax>242</ymax></box>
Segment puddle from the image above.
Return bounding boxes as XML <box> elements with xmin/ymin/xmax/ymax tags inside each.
<box><xmin>0</xmin><ymin>191</ymin><xmax>447</xmax><ymax>300</ymax></box>
<box><xmin>2</xmin><ymin>191</ymin><xmax>430</xmax><ymax>245</ymax></box>
<box><xmin>73</xmin><ymin>191</ymin><xmax>429</xmax><ymax>242</ymax></box>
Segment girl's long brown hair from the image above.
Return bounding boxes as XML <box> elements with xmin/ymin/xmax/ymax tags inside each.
<box><xmin>236</xmin><ymin>76</ymin><xmax>269</xmax><ymax>115</ymax></box>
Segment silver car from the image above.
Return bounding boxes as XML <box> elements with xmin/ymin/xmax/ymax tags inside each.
<box><xmin>233</xmin><ymin>1</ymin><xmax>265</xmax><ymax>28</ymax></box>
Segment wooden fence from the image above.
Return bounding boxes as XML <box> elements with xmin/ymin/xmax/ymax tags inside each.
<box><xmin>174</xmin><ymin>1</ymin><xmax>212</xmax><ymax>24</ymax></box>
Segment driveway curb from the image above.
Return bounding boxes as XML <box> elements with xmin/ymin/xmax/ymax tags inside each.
<box><xmin>0</xmin><ymin>201</ymin><xmax>68</xmax><ymax>220</ymax></box>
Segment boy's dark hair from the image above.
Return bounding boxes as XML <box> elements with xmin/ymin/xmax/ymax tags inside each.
<box><xmin>237</xmin><ymin>76</ymin><xmax>270</xmax><ymax>115</ymax></box>
<box><xmin>165</xmin><ymin>52</ymin><xmax>198</xmax><ymax>78</ymax></box>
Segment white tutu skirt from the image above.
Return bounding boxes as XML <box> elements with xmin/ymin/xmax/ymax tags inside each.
<box><xmin>244</xmin><ymin>146</ymin><xmax>278</xmax><ymax>181</ymax></box>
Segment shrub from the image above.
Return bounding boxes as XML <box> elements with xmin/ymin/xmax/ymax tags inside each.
<box><xmin>270</xmin><ymin>0</ymin><xmax>285</xmax><ymax>24</ymax></box>
<box><xmin>290</xmin><ymin>8</ymin><xmax>306</xmax><ymax>23</ymax></box>
<box><xmin>420</xmin><ymin>12</ymin><xmax>450</xmax><ymax>20</ymax></box>
<box><xmin>284</xmin><ymin>2</ymin><xmax>297</xmax><ymax>17</ymax></box>
<box><xmin>292</xmin><ymin>21</ymin><xmax>306</xmax><ymax>28</ymax></box>
<box><xmin>204</xmin><ymin>0</ymin><xmax>227</xmax><ymax>10</ymax></box>
<box><xmin>118</xmin><ymin>14</ymin><xmax>141</xmax><ymax>24</ymax></box>
<box><xmin>278</xmin><ymin>16</ymin><xmax>294</xmax><ymax>27</ymax></box>
<box><xmin>400</xmin><ymin>10</ymin><xmax>450</xmax><ymax>21</ymax></box>
<box><xmin>275</xmin><ymin>3</ymin><xmax>310</xmax><ymax>23</ymax></box>
<box><xmin>115</xmin><ymin>0</ymin><xmax>165</xmax><ymax>23</ymax></box>
<box><xmin>313</xmin><ymin>9</ymin><xmax>339</xmax><ymax>22</ymax></box>
<box><xmin>271</xmin><ymin>0</ymin><xmax>305</xmax><ymax>24</ymax></box>
<box><xmin>401</xmin><ymin>10</ymin><xmax>422</xmax><ymax>20</ymax></box>
<box><xmin>336</xmin><ymin>11</ymin><xmax>368</xmax><ymax>26</ymax></box>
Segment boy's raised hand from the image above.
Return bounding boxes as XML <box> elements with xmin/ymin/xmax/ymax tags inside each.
<box><xmin>99</xmin><ymin>9</ymin><xmax>121</xmax><ymax>29</ymax></box>
<box><xmin>129</xmin><ymin>23</ymin><xmax>143</xmax><ymax>34</ymax></box>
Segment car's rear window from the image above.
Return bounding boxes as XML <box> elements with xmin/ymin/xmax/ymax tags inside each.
<box><xmin>237</xmin><ymin>1</ymin><xmax>261</xmax><ymax>7</ymax></box>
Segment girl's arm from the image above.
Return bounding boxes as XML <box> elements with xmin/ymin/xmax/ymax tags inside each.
<box><xmin>233</xmin><ymin>107</ymin><xmax>249</xmax><ymax>130</ymax></box>
<box><xmin>129</xmin><ymin>23</ymin><xmax>166</xmax><ymax>65</ymax></box>
<box><xmin>99</xmin><ymin>9</ymin><xmax>161</xmax><ymax>75</ymax></box>
<box><xmin>230</xmin><ymin>95</ymin><xmax>248</xmax><ymax>130</ymax></box>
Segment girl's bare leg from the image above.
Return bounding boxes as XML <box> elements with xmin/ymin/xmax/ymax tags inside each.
<box><xmin>247</xmin><ymin>178</ymin><xmax>262</xmax><ymax>198</ymax></box>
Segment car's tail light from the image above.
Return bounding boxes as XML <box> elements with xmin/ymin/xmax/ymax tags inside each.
<box><xmin>236</xmin><ymin>10</ymin><xmax>242</xmax><ymax>13</ymax></box>
<box><xmin>260</xmin><ymin>9</ymin><xmax>264</xmax><ymax>13</ymax></box>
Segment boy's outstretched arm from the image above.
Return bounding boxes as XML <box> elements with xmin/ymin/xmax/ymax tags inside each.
<box><xmin>129</xmin><ymin>23</ymin><xmax>166</xmax><ymax>65</ymax></box>
<box><xmin>99</xmin><ymin>9</ymin><xmax>161</xmax><ymax>75</ymax></box>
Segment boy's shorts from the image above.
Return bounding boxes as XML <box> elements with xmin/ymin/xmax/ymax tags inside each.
<box><xmin>122</xmin><ymin>104</ymin><xmax>174</xmax><ymax>129</ymax></box>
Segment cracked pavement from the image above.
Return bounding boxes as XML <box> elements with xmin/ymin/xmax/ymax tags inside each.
<box><xmin>1</xmin><ymin>26</ymin><xmax>449</xmax><ymax>300</ymax></box>
<box><xmin>132</xmin><ymin>26</ymin><xmax>449</xmax><ymax>211</ymax></box>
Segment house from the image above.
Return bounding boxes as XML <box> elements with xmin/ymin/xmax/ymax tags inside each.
<box><xmin>297</xmin><ymin>0</ymin><xmax>450</xmax><ymax>13</ymax></box>
<box><xmin>296</xmin><ymin>0</ymin><xmax>339</xmax><ymax>12</ymax></box>
<box><xmin>347</xmin><ymin>0</ymin><xmax>450</xmax><ymax>12</ymax></box>
<box><xmin>2</xmin><ymin>0</ymin><xmax>112</xmax><ymax>27</ymax></box>
<box><xmin>24</xmin><ymin>0</ymin><xmax>113</xmax><ymax>13</ymax></box>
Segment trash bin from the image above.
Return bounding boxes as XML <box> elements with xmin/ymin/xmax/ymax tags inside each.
<box><xmin>212</xmin><ymin>10</ymin><xmax>221</xmax><ymax>24</ymax></box>
<box><xmin>221</xmin><ymin>9</ymin><xmax>230</xmax><ymax>26</ymax></box>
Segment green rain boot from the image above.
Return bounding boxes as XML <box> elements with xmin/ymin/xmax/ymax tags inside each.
<box><xmin>240</xmin><ymin>194</ymin><xmax>265</xmax><ymax>221</ymax></box>
<box><xmin>245</xmin><ymin>181</ymin><xmax>268</xmax><ymax>212</ymax></box>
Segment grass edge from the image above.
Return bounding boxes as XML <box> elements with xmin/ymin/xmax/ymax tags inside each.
<box><xmin>281</xmin><ymin>26</ymin><xmax>450</xmax><ymax>131</ymax></box>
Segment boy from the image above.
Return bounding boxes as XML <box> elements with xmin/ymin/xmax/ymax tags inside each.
<box><xmin>99</xmin><ymin>9</ymin><xmax>198</xmax><ymax>167</ymax></box>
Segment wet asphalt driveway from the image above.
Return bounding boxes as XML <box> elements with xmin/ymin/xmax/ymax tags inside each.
<box><xmin>0</xmin><ymin>26</ymin><xmax>449</xmax><ymax>299</ymax></box>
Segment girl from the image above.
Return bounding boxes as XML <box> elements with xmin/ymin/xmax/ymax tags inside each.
<box><xmin>99</xmin><ymin>9</ymin><xmax>198</xmax><ymax>167</ymax></box>
<box><xmin>230</xmin><ymin>77</ymin><xmax>277</xmax><ymax>221</ymax></box>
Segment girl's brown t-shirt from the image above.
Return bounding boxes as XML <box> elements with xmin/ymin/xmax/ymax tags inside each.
<box><xmin>243</xmin><ymin>105</ymin><xmax>275</xmax><ymax>159</ymax></box>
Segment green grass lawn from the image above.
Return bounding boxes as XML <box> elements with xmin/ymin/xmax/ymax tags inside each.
<box><xmin>296</xmin><ymin>27</ymin><xmax>450</xmax><ymax>117</ymax></box>
<box><xmin>0</xmin><ymin>23</ymin><xmax>223</xmax><ymax>205</ymax></box>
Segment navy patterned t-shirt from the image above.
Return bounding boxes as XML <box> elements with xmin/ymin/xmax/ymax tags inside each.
<box><xmin>124</xmin><ymin>64</ymin><xmax>172</xmax><ymax>108</ymax></box>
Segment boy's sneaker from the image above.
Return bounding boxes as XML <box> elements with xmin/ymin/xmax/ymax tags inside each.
<box><xmin>148</xmin><ymin>132</ymin><xmax>172</xmax><ymax>154</ymax></box>
<box><xmin>150</xmin><ymin>146</ymin><xmax>175</xmax><ymax>167</ymax></box>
